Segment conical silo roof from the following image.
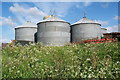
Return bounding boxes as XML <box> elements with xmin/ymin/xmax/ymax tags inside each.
<box><xmin>37</xmin><ymin>15</ymin><xmax>70</xmax><ymax>24</ymax></box>
<box><xmin>16</xmin><ymin>21</ymin><xmax>37</xmax><ymax>28</ymax></box>
<box><xmin>101</xmin><ymin>28</ymin><xmax>107</xmax><ymax>30</ymax></box>
<box><xmin>72</xmin><ymin>17</ymin><xmax>101</xmax><ymax>26</ymax></box>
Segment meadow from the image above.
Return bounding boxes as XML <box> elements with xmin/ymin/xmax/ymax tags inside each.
<box><xmin>2</xmin><ymin>42</ymin><xmax>120</xmax><ymax>79</ymax></box>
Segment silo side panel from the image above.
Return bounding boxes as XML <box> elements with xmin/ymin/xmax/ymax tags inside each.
<box><xmin>15</xmin><ymin>27</ymin><xmax>37</xmax><ymax>41</ymax></box>
<box><xmin>37</xmin><ymin>21</ymin><xmax>70</xmax><ymax>46</ymax></box>
<box><xmin>71</xmin><ymin>24</ymin><xmax>101</xmax><ymax>42</ymax></box>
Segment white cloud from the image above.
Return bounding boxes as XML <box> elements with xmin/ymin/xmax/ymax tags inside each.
<box><xmin>0</xmin><ymin>38</ymin><xmax>12</xmax><ymax>43</ymax></box>
<box><xmin>0</xmin><ymin>16</ymin><xmax>16</xmax><ymax>27</ymax></box>
<box><xmin>9</xmin><ymin>3</ymin><xmax>47</xmax><ymax>24</ymax></box>
<box><xmin>33</xmin><ymin>2</ymin><xmax>75</xmax><ymax>17</ymax></box>
<box><xmin>113</xmin><ymin>16</ymin><xmax>120</xmax><ymax>20</ymax></box>
<box><xmin>101</xmin><ymin>3</ymin><xmax>109</xmax><ymax>8</ymax></box>
<box><xmin>75</xmin><ymin>2</ymin><xmax>92</xmax><ymax>9</ymax></box>
<box><xmin>83</xmin><ymin>2</ymin><xmax>92</xmax><ymax>7</ymax></box>
<box><xmin>1</xmin><ymin>0</ymin><xmax>119</xmax><ymax>2</ymax></box>
<box><xmin>10</xmin><ymin>3</ymin><xmax>47</xmax><ymax>17</ymax></box>
<box><xmin>0</xmin><ymin>16</ymin><xmax>15</xmax><ymax>43</ymax></box>
<box><xmin>106</xmin><ymin>25</ymin><xmax>119</xmax><ymax>33</ymax></box>
<box><xmin>96</xmin><ymin>20</ymin><xmax>109</xmax><ymax>25</ymax></box>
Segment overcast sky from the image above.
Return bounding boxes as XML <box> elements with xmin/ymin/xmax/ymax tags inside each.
<box><xmin>0</xmin><ymin>1</ymin><xmax>120</xmax><ymax>43</ymax></box>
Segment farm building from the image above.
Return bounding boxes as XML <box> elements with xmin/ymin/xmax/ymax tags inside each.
<box><xmin>101</xmin><ymin>28</ymin><xmax>107</xmax><ymax>37</ymax></box>
<box><xmin>103</xmin><ymin>32</ymin><xmax>120</xmax><ymax>41</ymax></box>
<box><xmin>15</xmin><ymin>21</ymin><xmax>37</xmax><ymax>45</ymax></box>
<box><xmin>14</xmin><ymin>15</ymin><xmax>117</xmax><ymax>46</ymax></box>
<box><xmin>71</xmin><ymin>16</ymin><xmax>102</xmax><ymax>42</ymax></box>
<box><xmin>37</xmin><ymin>15</ymin><xmax>70</xmax><ymax>46</ymax></box>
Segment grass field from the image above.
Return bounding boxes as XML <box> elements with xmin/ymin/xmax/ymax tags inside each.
<box><xmin>2</xmin><ymin>42</ymin><xmax>120</xmax><ymax>79</ymax></box>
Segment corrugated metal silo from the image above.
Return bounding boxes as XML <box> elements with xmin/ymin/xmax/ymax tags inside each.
<box><xmin>101</xmin><ymin>28</ymin><xmax>107</xmax><ymax>37</ymax></box>
<box><xmin>71</xmin><ymin>17</ymin><xmax>101</xmax><ymax>42</ymax></box>
<box><xmin>15</xmin><ymin>21</ymin><xmax>37</xmax><ymax>44</ymax></box>
<box><xmin>37</xmin><ymin>15</ymin><xmax>70</xmax><ymax>46</ymax></box>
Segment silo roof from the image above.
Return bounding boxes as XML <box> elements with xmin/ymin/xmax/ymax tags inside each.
<box><xmin>16</xmin><ymin>21</ymin><xmax>37</xmax><ymax>28</ymax></box>
<box><xmin>72</xmin><ymin>17</ymin><xmax>101</xmax><ymax>26</ymax></box>
<box><xmin>101</xmin><ymin>28</ymin><xmax>107</xmax><ymax>30</ymax></box>
<box><xmin>37</xmin><ymin>15</ymin><xmax>69</xmax><ymax>24</ymax></box>
<box><xmin>43</xmin><ymin>17</ymin><xmax>65</xmax><ymax>22</ymax></box>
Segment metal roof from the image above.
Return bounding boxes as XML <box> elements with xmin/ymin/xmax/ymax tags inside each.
<box><xmin>103</xmin><ymin>32</ymin><xmax>120</xmax><ymax>35</ymax></box>
<box><xmin>101</xmin><ymin>28</ymin><xmax>107</xmax><ymax>30</ymax></box>
<box><xmin>39</xmin><ymin>15</ymin><xmax>66</xmax><ymax>22</ymax></box>
<box><xmin>72</xmin><ymin>17</ymin><xmax>101</xmax><ymax>25</ymax></box>
<box><xmin>16</xmin><ymin>21</ymin><xmax>37</xmax><ymax>28</ymax></box>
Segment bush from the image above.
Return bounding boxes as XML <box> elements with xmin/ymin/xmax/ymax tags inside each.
<box><xmin>2</xmin><ymin>42</ymin><xmax>120</xmax><ymax>79</ymax></box>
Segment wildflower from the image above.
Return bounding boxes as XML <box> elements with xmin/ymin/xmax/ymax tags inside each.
<box><xmin>86</xmin><ymin>58</ymin><xmax>90</xmax><ymax>61</ymax></box>
<box><xmin>116</xmin><ymin>61</ymin><xmax>120</xmax><ymax>64</ymax></box>
<box><xmin>17</xmin><ymin>70</ymin><xmax>20</xmax><ymax>73</ymax></box>
<box><xmin>88</xmin><ymin>74</ymin><xmax>92</xmax><ymax>78</ymax></box>
<box><xmin>46</xmin><ymin>52</ymin><xmax>49</xmax><ymax>54</ymax></box>
<box><xmin>55</xmin><ymin>69</ymin><xmax>58</xmax><ymax>72</ymax></box>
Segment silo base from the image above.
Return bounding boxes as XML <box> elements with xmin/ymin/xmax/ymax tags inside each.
<box><xmin>15</xmin><ymin>40</ymin><xmax>33</xmax><ymax>45</ymax></box>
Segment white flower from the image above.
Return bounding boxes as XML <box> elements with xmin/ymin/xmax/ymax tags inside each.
<box><xmin>116</xmin><ymin>61</ymin><xmax>120</xmax><ymax>64</ymax></box>
<box><xmin>17</xmin><ymin>70</ymin><xmax>20</xmax><ymax>73</ymax></box>
<box><xmin>86</xmin><ymin>58</ymin><xmax>90</xmax><ymax>61</ymax></box>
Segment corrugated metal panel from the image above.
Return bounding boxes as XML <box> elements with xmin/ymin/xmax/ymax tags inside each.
<box><xmin>71</xmin><ymin>17</ymin><xmax>102</xmax><ymax>42</ymax></box>
<box><xmin>37</xmin><ymin>16</ymin><xmax>70</xmax><ymax>46</ymax></box>
<box><xmin>38</xmin><ymin>32</ymin><xmax>70</xmax><ymax>37</ymax></box>
<box><xmin>15</xmin><ymin>21</ymin><xmax>37</xmax><ymax>43</ymax></box>
<box><xmin>15</xmin><ymin>27</ymin><xmax>37</xmax><ymax>42</ymax></box>
<box><xmin>15</xmin><ymin>40</ymin><xmax>33</xmax><ymax>45</ymax></box>
<box><xmin>101</xmin><ymin>28</ymin><xmax>107</xmax><ymax>37</ymax></box>
<box><xmin>37</xmin><ymin>37</ymin><xmax>70</xmax><ymax>46</ymax></box>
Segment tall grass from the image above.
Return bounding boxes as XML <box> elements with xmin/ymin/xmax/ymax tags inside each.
<box><xmin>2</xmin><ymin>42</ymin><xmax>120</xmax><ymax>78</ymax></box>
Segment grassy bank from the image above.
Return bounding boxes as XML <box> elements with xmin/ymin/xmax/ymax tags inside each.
<box><xmin>2</xmin><ymin>42</ymin><xmax>120</xmax><ymax>78</ymax></box>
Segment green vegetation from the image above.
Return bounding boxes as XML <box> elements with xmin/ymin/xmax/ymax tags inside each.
<box><xmin>2</xmin><ymin>42</ymin><xmax>120</xmax><ymax>78</ymax></box>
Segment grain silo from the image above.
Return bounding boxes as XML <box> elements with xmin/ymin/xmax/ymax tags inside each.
<box><xmin>101</xmin><ymin>28</ymin><xmax>107</xmax><ymax>37</ymax></box>
<box><xmin>15</xmin><ymin>21</ymin><xmax>37</xmax><ymax>45</ymax></box>
<box><xmin>71</xmin><ymin>17</ymin><xmax>101</xmax><ymax>42</ymax></box>
<box><xmin>37</xmin><ymin>15</ymin><xmax>70</xmax><ymax>46</ymax></box>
